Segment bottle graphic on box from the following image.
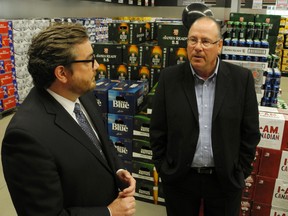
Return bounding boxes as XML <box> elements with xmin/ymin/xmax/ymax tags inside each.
<box><xmin>128</xmin><ymin>45</ymin><xmax>139</xmax><ymax>66</ymax></box>
<box><xmin>151</xmin><ymin>46</ymin><xmax>162</xmax><ymax>69</ymax></box>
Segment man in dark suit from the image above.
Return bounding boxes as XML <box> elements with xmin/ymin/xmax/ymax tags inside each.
<box><xmin>150</xmin><ymin>16</ymin><xmax>260</xmax><ymax>216</ymax></box>
<box><xmin>1</xmin><ymin>23</ymin><xmax>136</xmax><ymax>216</ymax></box>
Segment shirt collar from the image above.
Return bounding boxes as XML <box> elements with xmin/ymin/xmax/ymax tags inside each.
<box><xmin>190</xmin><ymin>57</ymin><xmax>219</xmax><ymax>81</ymax></box>
<box><xmin>46</xmin><ymin>89</ymin><xmax>80</xmax><ymax>115</ymax></box>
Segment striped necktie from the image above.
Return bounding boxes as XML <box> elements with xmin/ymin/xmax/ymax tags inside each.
<box><xmin>74</xmin><ymin>103</ymin><xmax>106</xmax><ymax>160</ymax></box>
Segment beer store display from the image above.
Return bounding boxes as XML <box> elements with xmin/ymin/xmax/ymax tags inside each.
<box><xmin>0</xmin><ymin>21</ymin><xmax>19</xmax><ymax>117</ymax></box>
<box><xmin>0</xmin><ymin>9</ymin><xmax>288</xmax><ymax>214</ymax></box>
<box><xmin>221</xmin><ymin>13</ymin><xmax>288</xmax><ymax>109</ymax></box>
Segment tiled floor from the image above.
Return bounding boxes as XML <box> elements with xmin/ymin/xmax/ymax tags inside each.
<box><xmin>1</xmin><ymin>77</ymin><xmax>288</xmax><ymax>216</ymax></box>
<box><xmin>0</xmin><ymin>113</ymin><xmax>166</xmax><ymax>216</ymax></box>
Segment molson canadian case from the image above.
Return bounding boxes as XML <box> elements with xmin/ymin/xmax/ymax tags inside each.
<box><xmin>259</xmin><ymin>111</ymin><xmax>288</xmax><ymax>150</ymax></box>
<box><xmin>252</xmin><ymin>203</ymin><xmax>288</xmax><ymax>216</ymax></box>
<box><xmin>253</xmin><ymin>176</ymin><xmax>288</xmax><ymax>209</ymax></box>
<box><xmin>258</xmin><ymin>149</ymin><xmax>288</xmax><ymax>181</ymax></box>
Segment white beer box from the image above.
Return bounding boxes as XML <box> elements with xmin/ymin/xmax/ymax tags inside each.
<box><xmin>259</xmin><ymin>111</ymin><xmax>288</xmax><ymax>150</ymax></box>
<box><xmin>252</xmin><ymin>202</ymin><xmax>288</xmax><ymax>215</ymax></box>
<box><xmin>270</xmin><ymin>206</ymin><xmax>288</xmax><ymax>215</ymax></box>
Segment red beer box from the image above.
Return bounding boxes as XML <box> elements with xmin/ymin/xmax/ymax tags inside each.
<box><xmin>258</xmin><ymin>148</ymin><xmax>288</xmax><ymax>181</ymax></box>
<box><xmin>0</xmin><ymin>47</ymin><xmax>12</xmax><ymax>60</ymax></box>
<box><xmin>0</xmin><ymin>21</ymin><xmax>12</xmax><ymax>34</ymax></box>
<box><xmin>253</xmin><ymin>176</ymin><xmax>288</xmax><ymax>209</ymax></box>
<box><xmin>0</xmin><ymin>59</ymin><xmax>15</xmax><ymax>74</ymax></box>
<box><xmin>259</xmin><ymin>111</ymin><xmax>288</xmax><ymax>150</ymax></box>
<box><xmin>252</xmin><ymin>203</ymin><xmax>272</xmax><ymax>216</ymax></box>
<box><xmin>0</xmin><ymin>72</ymin><xmax>13</xmax><ymax>86</ymax></box>
<box><xmin>0</xmin><ymin>86</ymin><xmax>5</xmax><ymax>99</ymax></box>
<box><xmin>0</xmin><ymin>33</ymin><xmax>13</xmax><ymax>48</ymax></box>
<box><xmin>252</xmin><ymin>202</ymin><xmax>288</xmax><ymax>216</ymax></box>
<box><xmin>0</xmin><ymin>95</ymin><xmax>16</xmax><ymax>112</ymax></box>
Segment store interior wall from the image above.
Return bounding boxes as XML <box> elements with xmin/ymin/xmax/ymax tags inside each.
<box><xmin>0</xmin><ymin>0</ymin><xmax>265</xmax><ymax>21</ymax></box>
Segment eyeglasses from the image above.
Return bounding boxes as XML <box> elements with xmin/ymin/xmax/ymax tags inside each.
<box><xmin>69</xmin><ymin>54</ymin><xmax>96</xmax><ymax>69</ymax></box>
<box><xmin>187</xmin><ymin>37</ymin><xmax>220</xmax><ymax>48</ymax></box>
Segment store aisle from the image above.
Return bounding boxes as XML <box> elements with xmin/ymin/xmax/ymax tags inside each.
<box><xmin>0</xmin><ymin>113</ymin><xmax>166</xmax><ymax>216</ymax></box>
<box><xmin>0</xmin><ymin>114</ymin><xmax>16</xmax><ymax>216</ymax></box>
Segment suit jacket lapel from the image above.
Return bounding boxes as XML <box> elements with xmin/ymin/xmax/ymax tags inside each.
<box><xmin>182</xmin><ymin>62</ymin><xmax>199</xmax><ymax>121</ymax></box>
<box><xmin>212</xmin><ymin>61</ymin><xmax>230</xmax><ymax>121</ymax></box>
<box><xmin>39</xmin><ymin>90</ymin><xmax>112</xmax><ymax>172</ymax></box>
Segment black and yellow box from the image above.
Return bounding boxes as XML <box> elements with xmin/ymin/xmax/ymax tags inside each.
<box><xmin>93</xmin><ymin>42</ymin><xmax>123</xmax><ymax>65</ymax></box>
<box><xmin>157</xmin><ymin>22</ymin><xmax>188</xmax><ymax>47</ymax></box>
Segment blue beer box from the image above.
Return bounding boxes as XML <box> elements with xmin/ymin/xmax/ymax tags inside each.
<box><xmin>94</xmin><ymin>78</ymin><xmax>119</xmax><ymax>114</ymax></box>
<box><xmin>110</xmin><ymin>136</ymin><xmax>132</xmax><ymax>161</ymax></box>
<box><xmin>108</xmin><ymin>80</ymin><xmax>149</xmax><ymax>115</ymax></box>
<box><xmin>107</xmin><ymin>113</ymin><xmax>133</xmax><ymax>139</ymax></box>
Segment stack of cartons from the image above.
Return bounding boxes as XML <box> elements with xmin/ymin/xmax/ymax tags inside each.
<box><xmin>251</xmin><ymin>107</ymin><xmax>288</xmax><ymax>215</ymax></box>
<box><xmin>0</xmin><ymin>21</ymin><xmax>18</xmax><ymax>115</ymax></box>
<box><xmin>105</xmin><ymin>79</ymin><xmax>149</xmax><ymax>170</ymax></box>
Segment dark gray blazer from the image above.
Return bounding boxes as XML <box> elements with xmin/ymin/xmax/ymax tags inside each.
<box><xmin>150</xmin><ymin>60</ymin><xmax>260</xmax><ymax>191</ymax></box>
<box><xmin>2</xmin><ymin>87</ymin><xmax>123</xmax><ymax>216</ymax></box>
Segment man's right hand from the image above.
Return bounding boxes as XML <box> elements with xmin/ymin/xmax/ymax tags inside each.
<box><xmin>108</xmin><ymin>194</ymin><xmax>136</xmax><ymax>216</ymax></box>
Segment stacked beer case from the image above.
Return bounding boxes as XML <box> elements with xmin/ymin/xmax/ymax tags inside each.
<box><xmin>248</xmin><ymin>106</ymin><xmax>288</xmax><ymax>215</ymax></box>
<box><xmin>0</xmin><ymin>21</ymin><xmax>18</xmax><ymax>117</ymax></box>
<box><xmin>278</xmin><ymin>17</ymin><xmax>288</xmax><ymax>74</ymax></box>
<box><xmin>92</xmin><ymin>17</ymin><xmax>189</xmax><ymax>206</ymax></box>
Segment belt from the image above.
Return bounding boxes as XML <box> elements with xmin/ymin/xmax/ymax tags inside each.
<box><xmin>191</xmin><ymin>167</ymin><xmax>215</xmax><ymax>174</ymax></box>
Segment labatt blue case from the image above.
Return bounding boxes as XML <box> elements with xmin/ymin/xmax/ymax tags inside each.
<box><xmin>108</xmin><ymin>80</ymin><xmax>148</xmax><ymax>115</ymax></box>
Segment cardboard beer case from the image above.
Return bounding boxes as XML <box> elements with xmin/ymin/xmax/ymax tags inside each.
<box><xmin>259</xmin><ymin>111</ymin><xmax>288</xmax><ymax>151</ymax></box>
<box><xmin>253</xmin><ymin>176</ymin><xmax>288</xmax><ymax>209</ymax></box>
<box><xmin>258</xmin><ymin>148</ymin><xmax>288</xmax><ymax>181</ymax></box>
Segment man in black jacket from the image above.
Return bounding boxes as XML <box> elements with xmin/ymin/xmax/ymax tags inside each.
<box><xmin>150</xmin><ymin>16</ymin><xmax>260</xmax><ymax>216</ymax></box>
<box><xmin>2</xmin><ymin>23</ymin><xmax>136</xmax><ymax>216</ymax></box>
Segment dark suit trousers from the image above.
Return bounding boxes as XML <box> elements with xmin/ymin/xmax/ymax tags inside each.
<box><xmin>162</xmin><ymin>169</ymin><xmax>242</xmax><ymax>216</ymax></box>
